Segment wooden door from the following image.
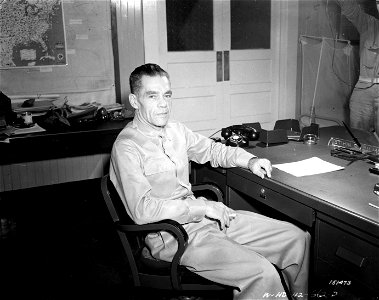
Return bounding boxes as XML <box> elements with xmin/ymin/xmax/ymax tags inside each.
<box><xmin>143</xmin><ymin>0</ymin><xmax>280</xmax><ymax>136</ymax></box>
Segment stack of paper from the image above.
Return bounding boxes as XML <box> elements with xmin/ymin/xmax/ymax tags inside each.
<box><xmin>273</xmin><ymin>157</ymin><xmax>344</xmax><ymax>177</ymax></box>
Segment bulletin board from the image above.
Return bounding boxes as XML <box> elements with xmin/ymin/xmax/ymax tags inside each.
<box><xmin>0</xmin><ymin>0</ymin><xmax>116</xmax><ymax>106</ymax></box>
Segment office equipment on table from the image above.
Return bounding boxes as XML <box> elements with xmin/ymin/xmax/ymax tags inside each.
<box><xmin>221</xmin><ymin>124</ymin><xmax>259</xmax><ymax>147</ymax></box>
<box><xmin>334</xmin><ymin>121</ymin><xmax>379</xmax><ymax>173</ymax></box>
<box><xmin>274</xmin><ymin>119</ymin><xmax>301</xmax><ymax>140</ymax></box>
<box><xmin>302</xmin><ymin>133</ymin><xmax>318</xmax><ymax>144</ymax></box>
<box><xmin>242</xmin><ymin>122</ymin><xmax>262</xmax><ymax>132</ymax></box>
<box><xmin>299</xmin><ymin>123</ymin><xmax>319</xmax><ymax>139</ymax></box>
<box><xmin>328</xmin><ymin>137</ymin><xmax>379</xmax><ymax>155</ymax></box>
<box><xmin>274</xmin><ymin>119</ymin><xmax>301</xmax><ymax>132</ymax></box>
<box><xmin>342</xmin><ymin>121</ymin><xmax>362</xmax><ymax>149</ymax></box>
<box><xmin>273</xmin><ymin>119</ymin><xmax>319</xmax><ymax>142</ymax></box>
<box><xmin>258</xmin><ymin>128</ymin><xmax>288</xmax><ymax>146</ymax></box>
<box><xmin>328</xmin><ymin>136</ymin><xmax>379</xmax><ymax>170</ymax></box>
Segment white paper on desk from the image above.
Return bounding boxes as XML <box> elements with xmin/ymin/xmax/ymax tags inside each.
<box><xmin>273</xmin><ymin>157</ymin><xmax>344</xmax><ymax>177</ymax></box>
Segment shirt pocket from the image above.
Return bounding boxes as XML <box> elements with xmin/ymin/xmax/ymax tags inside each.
<box><xmin>363</xmin><ymin>40</ymin><xmax>378</xmax><ymax>70</ymax></box>
<box><xmin>144</xmin><ymin>157</ymin><xmax>176</xmax><ymax>196</ymax></box>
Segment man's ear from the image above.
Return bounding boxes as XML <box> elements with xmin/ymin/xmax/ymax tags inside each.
<box><xmin>129</xmin><ymin>93</ymin><xmax>139</xmax><ymax>110</ymax></box>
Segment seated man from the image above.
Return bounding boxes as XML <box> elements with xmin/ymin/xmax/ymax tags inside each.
<box><xmin>109</xmin><ymin>63</ymin><xmax>311</xmax><ymax>300</ymax></box>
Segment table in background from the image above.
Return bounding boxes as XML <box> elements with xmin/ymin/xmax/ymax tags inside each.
<box><xmin>0</xmin><ymin>119</ymin><xmax>131</xmax><ymax>192</ymax></box>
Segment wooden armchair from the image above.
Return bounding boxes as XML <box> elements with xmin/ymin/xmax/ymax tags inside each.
<box><xmin>100</xmin><ymin>174</ymin><xmax>233</xmax><ymax>298</ymax></box>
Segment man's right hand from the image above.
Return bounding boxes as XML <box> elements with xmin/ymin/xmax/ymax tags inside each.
<box><xmin>205</xmin><ymin>201</ymin><xmax>236</xmax><ymax>230</ymax></box>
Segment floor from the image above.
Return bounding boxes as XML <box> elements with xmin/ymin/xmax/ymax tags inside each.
<box><xmin>0</xmin><ymin>179</ymin><xmax>230</xmax><ymax>300</ymax></box>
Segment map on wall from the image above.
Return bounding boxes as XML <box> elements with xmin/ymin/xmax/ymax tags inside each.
<box><xmin>0</xmin><ymin>0</ymin><xmax>67</xmax><ymax>69</ymax></box>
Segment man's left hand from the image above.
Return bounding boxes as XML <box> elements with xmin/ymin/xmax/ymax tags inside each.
<box><xmin>248</xmin><ymin>157</ymin><xmax>272</xmax><ymax>179</ymax></box>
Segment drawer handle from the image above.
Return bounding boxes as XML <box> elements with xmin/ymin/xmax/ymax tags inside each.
<box><xmin>335</xmin><ymin>246</ymin><xmax>366</xmax><ymax>268</ymax></box>
<box><xmin>259</xmin><ymin>188</ymin><xmax>266</xmax><ymax>199</ymax></box>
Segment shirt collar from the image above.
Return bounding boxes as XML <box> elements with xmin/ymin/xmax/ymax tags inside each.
<box><xmin>131</xmin><ymin>113</ymin><xmax>170</xmax><ymax>140</ymax></box>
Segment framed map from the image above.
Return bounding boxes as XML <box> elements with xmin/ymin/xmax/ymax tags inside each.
<box><xmin>0</xmin><ymin>0</ymin><xmax>67</xmax><ymax>69</ymax></box>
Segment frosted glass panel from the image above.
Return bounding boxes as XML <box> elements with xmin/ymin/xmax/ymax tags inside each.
<box><xmin>166</xmin><ymin>0</ymin><xmax>213</xmax><ymax>51</ymax></box>
<box><xmin>231</xmin><ymin>0</ymin><xmax>271</xmax><ymax>50</ymax></box>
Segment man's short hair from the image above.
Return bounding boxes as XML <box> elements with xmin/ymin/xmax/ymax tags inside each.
<box><xmin>129</xmin><ymin>63</ymin><xmax>170</xmax><ymax>95</ymax></box>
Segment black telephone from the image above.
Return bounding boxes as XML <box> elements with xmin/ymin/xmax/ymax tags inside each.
<box><xmin>221</xmin><ymin>125</ymin><xmax>259</xmax><ymax>147</ymax></box>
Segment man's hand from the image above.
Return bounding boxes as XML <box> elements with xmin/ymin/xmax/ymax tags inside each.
<box><xmin>248</xmin><ymin>157</ymin><xmax>272</xmax><ymax>179</ymax></box>
<box><xmin>205</xmin><ymin>201</ymin><xmax>237</xmax><ymax>230</ymax></box>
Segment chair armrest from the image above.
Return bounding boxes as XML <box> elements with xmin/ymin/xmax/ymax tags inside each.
<box><xmin>192</xmin><ymin>183</ymin><xmax>223</xmax><ymax>202</ymax></box>
<box><xmin>115</xmin><ymin>219</ymin><xmax>188</xmax><ymax>243</ymax></box>
<box><xmin>116</xmin><ymin>218</ymin><xmax>188</xmax><ymax>290</ymax></box>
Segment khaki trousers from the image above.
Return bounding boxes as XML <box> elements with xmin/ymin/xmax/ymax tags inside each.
<box><xmin>181</xmin><ymin>211</ymin><xmax>311</xmax><ymax>300</ymax></box>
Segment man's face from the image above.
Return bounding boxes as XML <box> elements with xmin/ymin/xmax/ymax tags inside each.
<box><xmin>131</xmin><ymin>75</ymin><xmax>172</xmax><ymax>128</ymax></box>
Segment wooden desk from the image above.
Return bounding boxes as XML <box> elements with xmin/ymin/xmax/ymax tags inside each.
<box><xmin>192</xmin><ymin>126</ymin><xmax>379</xmax><ymax>298</ymax></box>
<box><xmin>228</xmin><ymin>132</ymin><xmax>378</xmax><ymax>234</ymax></box>
<box><xmin>0</xmin><ymin>119</ymin><xmax>130</xmax><ymax>192</ymax></box>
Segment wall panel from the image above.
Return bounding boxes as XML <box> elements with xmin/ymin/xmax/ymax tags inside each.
<box><xmin>0</xmin><ymin>154</ymin><xmax>110</xmax><ymax>192</ymax></box>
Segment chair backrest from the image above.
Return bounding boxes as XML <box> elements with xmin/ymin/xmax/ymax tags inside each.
<box><xmin>101</xmin><ymin>174</ymin><xmax>187</xmax><ymax>291</ymax></box>
<box><xmin>101</xmin><ymin>174</ymin><xmax>134</xmax><ymax>225</ymax></box>
<box><xmin>101</xmin><ymin>174</ymin><xmax>147</xmax><ymax>287</ymax></box>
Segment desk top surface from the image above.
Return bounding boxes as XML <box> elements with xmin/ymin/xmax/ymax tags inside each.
<box><xmin>229</xmin><ymin>126</ymin><xmax>379</xmax><ymax>234</ymax></box>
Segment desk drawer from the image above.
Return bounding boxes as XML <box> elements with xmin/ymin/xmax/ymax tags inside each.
<box><xmin>227</xmin><ymin>174</ymin><xmax>314</xmax><ymax>227</ymax></box>
<box><xmin>317</xmin><ymin>220</ymin><xmax>379</xmax><ymax>290</ymax></box>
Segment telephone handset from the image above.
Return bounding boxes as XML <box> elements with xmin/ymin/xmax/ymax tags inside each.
<box><xmin>221</xmin><ymin>125</ymin><xmax>259</xmax><ymax>147</ymax></box>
